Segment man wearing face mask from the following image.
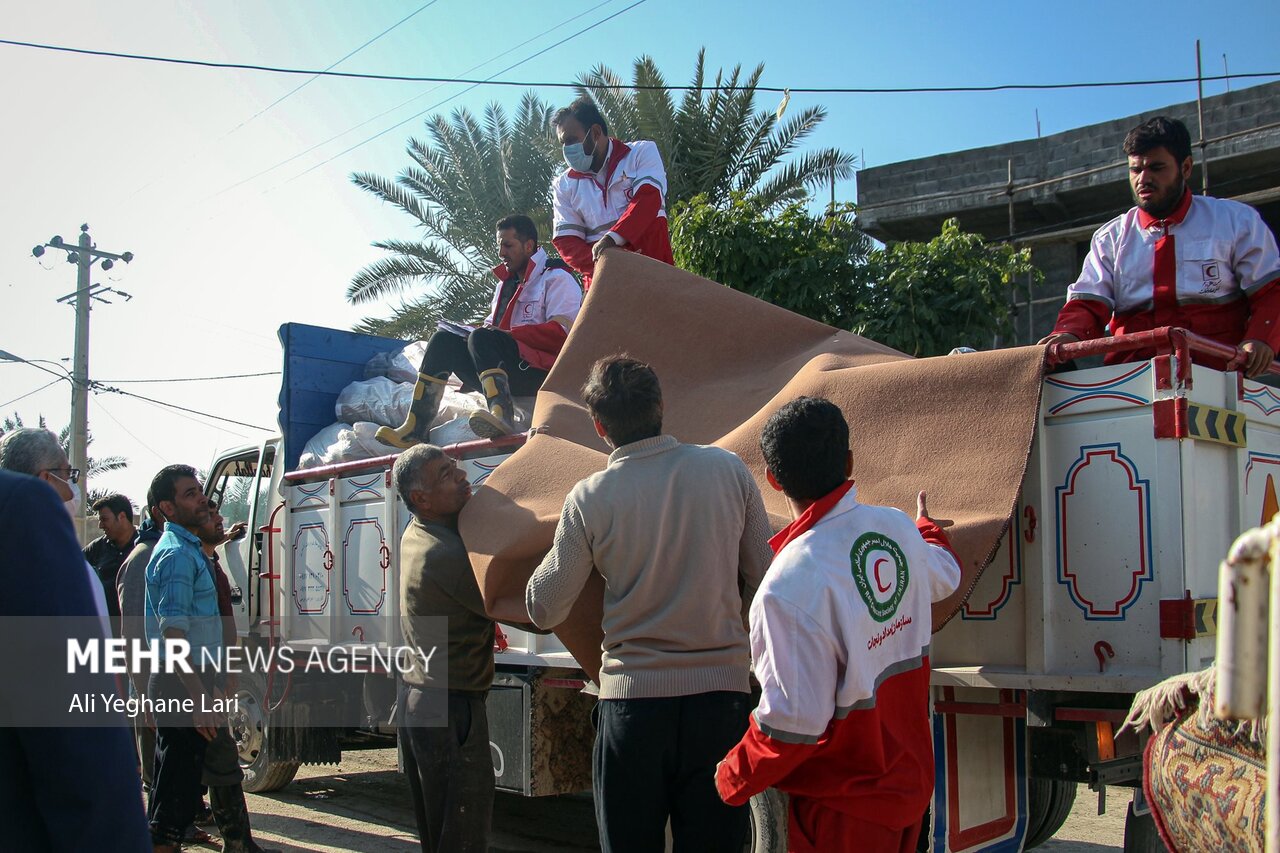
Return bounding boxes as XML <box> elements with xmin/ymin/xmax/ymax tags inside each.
<box><xmin>551</xmin><ymin>96</ymin><xmax>674</xmax><ymax>290</ymax></box>
<box><xmin>1039</xmin><ymin>116</ymin><xmax>1280</xmax><ymax>378</ymax></box>
<box><xmin>0</xmin><ymin>427</ymin><xmax>111</xmax><ymax>635</ymax></box>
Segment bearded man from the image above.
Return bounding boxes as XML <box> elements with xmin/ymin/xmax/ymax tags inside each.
<box><xmin>1039</xmin><ymin>116</ymin><xmax>1280</xmax><ymax>377</ymax></box>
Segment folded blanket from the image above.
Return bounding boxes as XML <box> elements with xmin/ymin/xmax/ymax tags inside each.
<box><xmin>459</xmin><ymin>251</ymin><xmax>1045</xmax><ymax>681</ymax></box>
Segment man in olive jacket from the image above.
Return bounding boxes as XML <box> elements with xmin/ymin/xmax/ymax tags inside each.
<box><xmin>393</xmin><ymin>444</ymin><xmax>495</xmax><ymax>853</ymax></box>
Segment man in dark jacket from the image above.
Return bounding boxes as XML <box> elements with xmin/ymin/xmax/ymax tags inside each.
<box><xmin>0</xmin><ymin>469</ymin><xmax>151</xmax><ymax>851</ymax></box>
<box><xmin>84</xmin><ymin>492</ymin><xmax>136</xmax><ymax>636</ymax></box>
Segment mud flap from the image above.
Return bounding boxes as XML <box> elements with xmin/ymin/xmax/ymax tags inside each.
<box><xmin>926</xmin><ymin>687</ymin><xmax>1029</xmax><ymax>852</ymax></box>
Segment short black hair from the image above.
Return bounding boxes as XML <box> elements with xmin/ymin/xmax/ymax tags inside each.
<box><xmin>92</xmin><ymin>493</ymin><xmax>133</xmax><ymax>522</ymax></box>
<box><xmin>761</xmin><ymin>397</ymin><xmax>850</xmax><ymax>502</ymax></box>
<box><xmin>553</xmin><ymin>96</ymin><xmax>609</xmax><ymax>137</ymax></box>
<box><xmin>496</xmin><ymin>214</ymin><xmax>538</xmax><ymax>244</ymax></box>
<box><xmin>581</xmin><ymin>355</ymin><xmax>662</xmax><ymax>447</ymax></box>
<box><xmin>149</xmin><ymin>464</ymin><xmax>199</xmax><ymax>507</ymax></box>
<box><xmin>1123</xmin><ymin>116</ymin><xmax>1192</xmax><ymax>164</ymax></box>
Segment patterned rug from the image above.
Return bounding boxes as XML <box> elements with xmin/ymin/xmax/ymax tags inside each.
<box><xmin>1144</xmin><ymin>689</ymin><xmax>1266</xmax><ymax>853</ymax></box>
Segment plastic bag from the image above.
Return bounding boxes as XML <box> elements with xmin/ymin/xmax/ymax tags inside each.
<box><xmin>336</xmin><ymin>377</ymin><xmax>412</xmax><ymax>426</ymax></box>
<box><xmin>297</xmin><ymin>421</ymin><xmax>392</xmax><ymax>469</ymax></box>
<box><xmin>362</xmin><ymin>341</ymin><xmax>428</xmax><ymax>384</ymax></box>
<box><xmin>335</xmin><ymin>379</ymin><xmax>487</xmax><ymax>429</ymax></box>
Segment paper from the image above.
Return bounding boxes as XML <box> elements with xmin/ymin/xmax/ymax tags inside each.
<box><xmin>437</xmin><ymin>320</ymin><xmax>476</xmax><ymax>338</ymax></box>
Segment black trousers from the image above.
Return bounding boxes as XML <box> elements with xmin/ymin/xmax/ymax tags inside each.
<box><xmin>593</xmin><ymin>691</ymin><xmax>752</xmax><ymax>853</ymax></box>
<box><xmin>147</xmin><ymin>672</ymin><xmax>211</xmax><ymax>845</ymax></box>
<box><xmin>420</xmin><ymin>328</ymin><xmax>547</xmax><ymax>396</ymax></box>
<box><xmin>399</xmin><ymin>685</ymin><xmax>494</xmax><ymax>853</ymax></box>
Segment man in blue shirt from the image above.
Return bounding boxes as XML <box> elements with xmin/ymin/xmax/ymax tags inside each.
<box><xmin>144</xmin><ymin>463</ymin><xmax>224</xmax><ymax>852</ymax></box>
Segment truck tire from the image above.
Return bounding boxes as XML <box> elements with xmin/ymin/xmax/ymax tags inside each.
<box><xmin>1122</xmin><ymin>801</ymin><xmax>1164</xmax><ymax>852</ymax></box>
<box><xmin>1025</xmin><ymin>778</ymin><xmax>1076</xmax><ymax>848</ymax></box>
<box><xmin>229</xmin><ymin>672</ymin><xmax>299</xmax><ymax>793</ymax></box>
<box><xmin>746</xmin><ymin>788</ymin><xmax>787</xmax><ymax>852</ymax></box>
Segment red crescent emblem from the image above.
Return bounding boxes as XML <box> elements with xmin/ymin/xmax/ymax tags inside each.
<box><xmin>873</xmin><ymin>557</ymin><xmax>893</xmax><ymax>594</ymax></box>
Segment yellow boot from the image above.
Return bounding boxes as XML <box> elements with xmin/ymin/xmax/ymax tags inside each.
<box><xmin>468</xmin><ymin>368</ymin><xmax>517</xmax><ymax>439</ymax></box>
<box><xmin>375</xmin><ymin>373</ymin><xmax>448</xmax><ymax>448</ymax></box>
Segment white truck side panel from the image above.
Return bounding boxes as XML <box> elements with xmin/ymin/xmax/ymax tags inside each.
<box><xmin>277</xmin><ymin>452</ymin><xmax>571</xmax><ymax>662</ymax></box>
<box><xmin>935</xmin><ymin>359</ymin><xmax>1280</xmax><ymax>692</ymax></box>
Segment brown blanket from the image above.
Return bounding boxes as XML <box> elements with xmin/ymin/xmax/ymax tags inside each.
<box><xmin>460</xmin><ymin>251</ymin><xmax>1045</xmax><ymax>681</ymax></box>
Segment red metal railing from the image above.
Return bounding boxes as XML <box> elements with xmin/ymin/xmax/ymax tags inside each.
<box><xmin>1044</xmin><ymin>326</ymin><xmax>1280</xmax><ymax>377</ymax></box>
<box><xmin>283</xmin><ymin>432</ymin><xmax>528</xmax><ymax>483</ymax></box>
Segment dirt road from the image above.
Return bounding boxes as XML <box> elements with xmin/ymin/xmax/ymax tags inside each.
<box><xmin>183</xmin><ymin>749</ymin><xmax>1130</xmax><ymax>852</ymax></box>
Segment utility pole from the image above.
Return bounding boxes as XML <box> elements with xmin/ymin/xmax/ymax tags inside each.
<box><xmin>1195</xmin><ymin>39</ymin><xmax>1210</xmax><ymax>195</ymax></box>
<box><xmin>32</xmin><ymin>224</ymin><xmax>133</xmax><ymax>525</ymax></box>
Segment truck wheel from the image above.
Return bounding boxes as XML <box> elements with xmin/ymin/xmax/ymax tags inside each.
<box><xmin>229</xmin><ymin>672</ymin><xmax>299</xmax><ymax>793</ymax></box>
<box><xmin>745</xmin><ymin>788</ymin><xmax>787</xmax><ymax>852</ymax></box>
<box><xmin>1025</xmin><ymin>778</ymin><xmax>1076</xmax><ymax>848</ymax></box>
<box><xmin>1122</xmin><ymin>801</ymin><xmax>1164</xmax><ymax>852</ymax></box>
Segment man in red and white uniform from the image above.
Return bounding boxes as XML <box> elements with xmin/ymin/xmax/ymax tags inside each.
<box><xmin>715</xmin><ymin>397</ymin><xmax>961</xmax><ymax>853</ymax></box>
<box><xmin>551</xmin><ymin>96</ymin><xmax>674</xmax><ymax>290</ymax></box>
<box><xmin>376</xmin><ymin>214</ymin><xmax>582</xmax><ymax>446</ymax></box>
<box><xmin>1040</xmin><ymin>116</ymin><xmax>1280</xmax><ymax>377</ymax></box>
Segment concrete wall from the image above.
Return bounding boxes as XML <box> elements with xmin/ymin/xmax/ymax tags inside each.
<box><xmin>856</xmin><ymin>81</ymin><xmax>1280</xmax><ymax>345</ymax></box>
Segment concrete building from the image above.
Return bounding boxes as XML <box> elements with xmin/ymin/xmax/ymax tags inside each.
<box><xmin>856</xmin><ymin>81</ymin><xmax>1280</xmax><ymax>344</ymax></box>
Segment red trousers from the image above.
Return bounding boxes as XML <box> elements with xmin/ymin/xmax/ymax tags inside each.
<box><xmin>788</xmin><ymin>796</ymin><xmax>922</xmax><ymax>853</ymax></box>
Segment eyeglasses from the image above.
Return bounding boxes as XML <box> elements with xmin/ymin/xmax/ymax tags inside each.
<box><xmin>43</xmin><ymin>467</ymin><xmax>81</xmax><ymax>484</ymax></box>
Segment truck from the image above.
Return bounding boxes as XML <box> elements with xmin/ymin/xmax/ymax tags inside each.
<box><xmin>205</xmin><ymin>320</ymin><xmax>1278</xmax><ymax>852</ymax></box>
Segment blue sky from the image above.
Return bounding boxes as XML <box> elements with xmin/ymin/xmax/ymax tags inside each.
<box><xmin>1</xmin><ymin>0</ymin><xmax>1276</xmax><ymax>505</ymax></box>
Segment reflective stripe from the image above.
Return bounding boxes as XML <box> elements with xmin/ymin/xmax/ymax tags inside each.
<box><xmin>1067</xmin><ymin>292</ymin><xmax>1115</xmax><ymax>308</ymax></box>
<box><xmin>1245</xmin><ymin>269</ymin><xmax>1280</xmax><ymax>293</ymax></box>
<box><xmin>753</xmin><ymin>645</ymin><xmax>929</xmax><ymax>743</ymax></box>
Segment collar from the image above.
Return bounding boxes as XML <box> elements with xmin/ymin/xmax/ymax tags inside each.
<box><xmin>566</xmin><ymin>138</ymin><xmax>631</xmax><ymax>180</ymax></box>
<box><xmin>412</xmin><ymin>514</ymin><xmax>459</xmax><ymax>535</ymax></box>
<box><xmin>492</xmin><ymin>246</ymin><xmax>548</xmax><ymax>283</ymax></box>
<box><xmin>110</xmin><ymin>528</ymin><xmax>137</xmax><ymax>551</ymax></box>
<box><xmin>162</xmin><ymin>520</ymin><xmax>203</xmax><ymax>547</ymax></box>
<box><xmin>137</xmin><ymin>516</ymin><xmax>163</xmax><ymax>544</ymax></box>
<box><xmin>1136</xmin><ymin>186</ymin><xmax>1193</xmax><ymax>230</ymax></box>
<box><xmin>769</xmin><ymin>480</ymin><xmax>857</xmax><ymax>555</ymax></box>
<box><xmin>606</xmin><ymin>434</ymin><xmax>678</xmax><ymax>466</ymax></box>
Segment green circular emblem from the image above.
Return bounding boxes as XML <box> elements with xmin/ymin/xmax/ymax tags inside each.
<box><xmin>850</xmin><ymin>532</ymin><xmax>909</xmax><ymax>623</ymax></box>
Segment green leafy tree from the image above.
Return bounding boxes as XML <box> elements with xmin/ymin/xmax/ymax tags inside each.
<box><xmin>851</xmin><ymin>219</ymin><xmax>1041</xmax><ymax>357</ymax></box>
<box><xmin>349</xmin><ymin>51</ymin><xmax>855</xmax><ymax>339</ymax></box>
<box><xmin>0</xmin><ymin>412</ymin><xmax>127</xmax><ymax>504</ymax></box>
<box><xmin>671</xmin><ymin>193</ymin><xmax>870</xmax><ymax>327</ymax></box>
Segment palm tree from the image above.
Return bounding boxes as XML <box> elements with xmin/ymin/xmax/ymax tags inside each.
<box><xmin>1</xmin><ymin>412</ymin><xmax>127</xmax><ymax>504</ymax></box>
<box><xmin>577</xmin><ymin>50</ymin><xmax>855</xmax><ymax>210</ymax></box>
<box><xmin>348</xmin><ymin>51</ymin><xmax>855</xmax><ymax>339</ymax></box>
<box><xmin>348</xmin><ymin>93</ymin><xmax>562</xmax><ymax>338</ymax></box>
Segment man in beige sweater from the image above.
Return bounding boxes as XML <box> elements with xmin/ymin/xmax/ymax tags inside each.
<box><xmin>526</xmin><ymin>355</ymin><xmax>773</xmax><ymax>853</ymax></box>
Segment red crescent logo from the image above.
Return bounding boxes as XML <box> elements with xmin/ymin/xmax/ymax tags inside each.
<box><xmin>873</xmin><ymin>557</ymin><xmax>893</xmax><ymax>594</ymax></box>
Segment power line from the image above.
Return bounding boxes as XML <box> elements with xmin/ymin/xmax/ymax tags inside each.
<box><xmin>200</xmin><ymin>0</ymin><xmax>622</xmax><ymax>201</ymax></box>
<box><xmin>0</xmin><ymin>353</ymin><xmax>85</xmax><ymax>388</ymax></box>
<box><xmin>127</xmin><ymin>0</ymin><xmax>440</xmax><ymax>203</ymax></box>
<box><xmin>109</xmin><ymin>389</ymin><xmax>253</xmax><ymax>440</ymax></box>
<box><xmin>93</xmin><ymin>397</ymin><xmax>166</xmax><ymax>463</ymax></box>
<box><xmin>96</xmin><ymin>371</ymin><xmax>280</xmax><ymax>384</ymax></box>
<box><xmin>0</xmin><ymin>378</ymin><xmax>64</xmax><ymax>409</ymax></box>
<box><xmin>95</xmin><ymin>385</ymin><xmax>272</xmax><ymax>431</ymax></box>
<box><xmin>232</xmin><ymin>0</ymin><xmax>440</xmax><ymax>132</ymax></box>
<box><xmin>278</xmin><ymin>0</ymin><xmax>650</xmax><ymax>188</ymax></box>
<box><xmin>3</xmin><ymin>36</ymin><xmax>1276</xmax><ymax>93</ymax></box>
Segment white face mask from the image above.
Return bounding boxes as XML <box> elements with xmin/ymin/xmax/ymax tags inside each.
<box><xmin>64</xmin><ymin>481</ymin><xmax>82</xmax><ymax>520</ymax></box>
<box><xmin>563</xmin><ymin>128</ymin><xmax>599</xmax><ymax>172</ymax></box>
<box><xmin>48</xmin><ymin>471</ymin><xmax>81</xmax><ymax>520</ymax></box>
